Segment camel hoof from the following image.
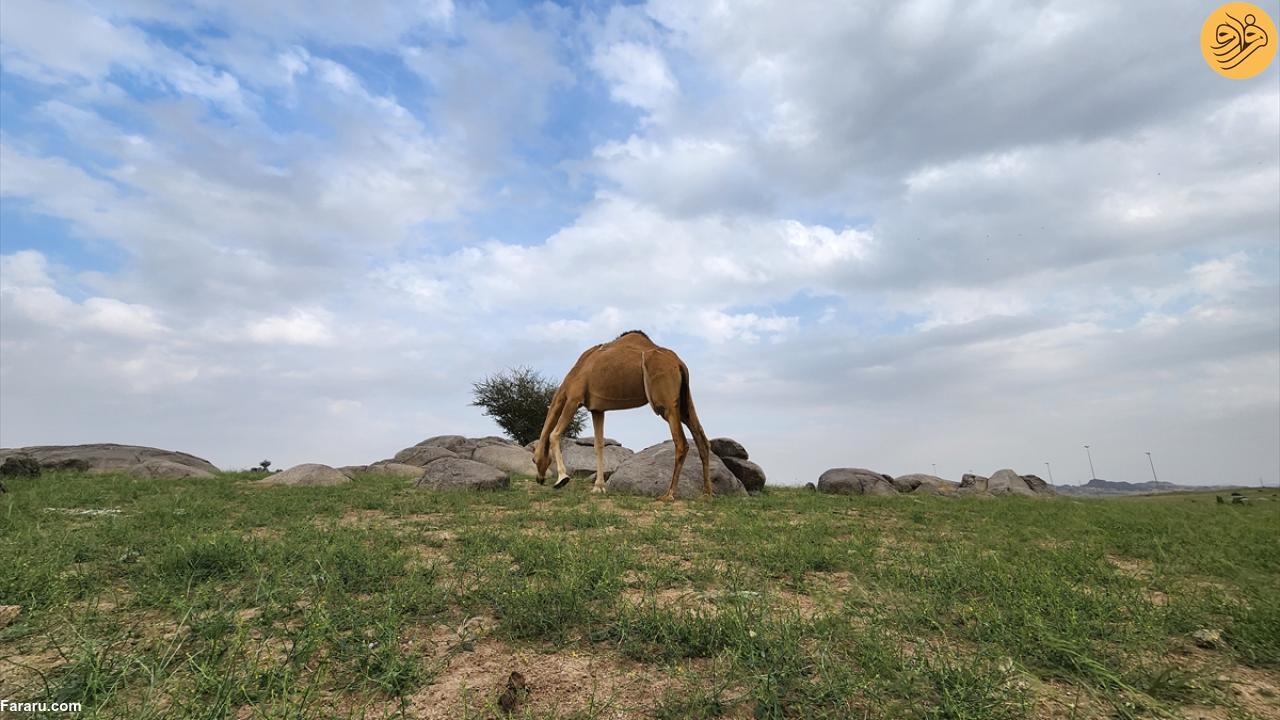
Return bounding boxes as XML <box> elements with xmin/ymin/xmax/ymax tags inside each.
<box><xmin>656</xmin><ymin>494</ymin><xmax>675</xmax><ymax>503</ymax></box>
<box><xmin>699</xmin><ymin>492</ymin><xmax>713</xmax><ymax>501</ymax></box>
<box><xmin>536</xmin><ymin>476</ymin><xmax>546</xmax><ymax>486</ymax></box>
<box><xmin>591</xmin><ymin>486</ymin><xmax>605</xmax><ymax>494</ymax></box>
<box><xmin>553</xmin><ymin>476</ymin><xmax>570</xmax><ymax>489</ymax></box>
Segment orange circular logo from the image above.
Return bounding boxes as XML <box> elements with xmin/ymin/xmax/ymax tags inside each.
<box><xmin>1202</xmin><ymin>3</ymin><xmax>1277</xmax><ymax>79</ymax></box>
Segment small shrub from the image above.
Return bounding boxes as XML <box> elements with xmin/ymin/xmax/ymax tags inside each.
<box><xmin>471</xmin><ymin>366</ymin><xmax>585</xmax><ymax>445</ymax></box>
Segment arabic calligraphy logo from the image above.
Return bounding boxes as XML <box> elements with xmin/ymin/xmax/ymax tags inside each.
<box><xmin>1202</xmin><ymin>3</ymin><xmax>1277</xmax><ymax>79</ymax></box>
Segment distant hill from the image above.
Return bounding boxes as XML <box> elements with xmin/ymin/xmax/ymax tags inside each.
<box><xmin>1055</xmin><ymin>478</ymin><xmax>1249</xmax><ymax>496</ymax></box>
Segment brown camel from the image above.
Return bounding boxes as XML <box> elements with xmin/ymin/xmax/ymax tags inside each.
<box><xmin>533</xmin><ymin>331</ymin><xmax>712</xmax><ymax>502</ymax></box>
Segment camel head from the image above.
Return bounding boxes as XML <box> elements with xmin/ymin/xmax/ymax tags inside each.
<box><xmin>532</xmin><ymin>438</ymin><xmax>551</xmax><ymax>484</ymax></box>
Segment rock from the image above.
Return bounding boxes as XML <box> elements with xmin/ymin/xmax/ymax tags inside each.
<box><xmin>0</xmin><ymin>605</ymin><xmax>20</xmax><ymax>629</ymax></box>
<box><xmin>963</xmin><ymin>469</ymin><xmax>1055</xmax><ymax>496</ymax></box>
<box><xmin>547</xmin><ymin>438</ymin><xmax>635</xmax><ymax>478</ymax></box>
<box><xmin>892</xmin><ymin>473</ymin><xmax>954</xmax><ymax>494</ymax></box>
<box><xmin>1231</xmin><ymin>495</ymin><xmax>1248</xmax><ymax>504</ymax></box>
<box><xmin>1020</xmin><ymin>473</ymin><xmax>1053</xmax><ymax>494</ymax></box>
<box><xmin>472</xmin><ymin>444</ymin><xmax>537</xmax><ymax>477</ymax></box>
<box><xmin>392</xmin><ymin>445</ymin><xmax>458</xmax><ymax>467</ymax></box>
<box><xmin>804</xmin><ymin>482</ymin><xmax>816</xmax><ymax>491</ymax></box>
<box><xmin>126</xmin><ymin>459</ymin><xmax>216</xmax><ymax>480</ymax></box>
<box><xmin>571</xmin><ymin>436</ymin><xmax>621</xmax><ymax>447</ymax></box>
<box><xmin>709</xmin><ymin>437</ymin><xmax>748</xmax><ymax>460</ymax></box>
<box><xmin>722</xmin><ymin>456</ymin><xmax>766</xmax><ymax>493</ymax></box>
<box><xmin>338</xmin><ymin>465</ymin><xmax>368</xmax><ymax>476</ymax></box>
<box><xmin>606</xmin><ymin>441</ymin><xmax>745</xmax><ymax>498</ymax></box>
<box><xmin>987</xmin><ymin>469</ymin><xmax>1037</xmax><ymax>496</ymax></box>
<box><xmin>256</xmin><ymin>463</ymin><xmax>352</xmax><ymax>487</ymax></box>
<box><xmin>414</xmin><ymin>457</ymin><xmax>510</xmax><ymax>491</ymax></box>
<box><xmin>416</xmin><ymin>435</ymin><xmax>481</xmax><ymax>458</ymax></box>
<box><xmin>1192</xmin><ymin>628</ymin><xmax>1222</xmax><ymax>649</ymax></box>
<box><xmin>0</xmin><ymin>444</ymin><xmax>219</xmax><ymax>476</ymax></box>
<box><xmin>817</xmin><ymin>468</ymin><xmax>897</xmax><ymax>496</ymax></box>
<box><xmin>365</xmin><ymin>462</ymin><xmax>428</xmax><ymax>479</ymax></box>
<box><xmin>0</xmin><ymin>455</ymin><xmax>41</xmax><ymax>478</ymax></box>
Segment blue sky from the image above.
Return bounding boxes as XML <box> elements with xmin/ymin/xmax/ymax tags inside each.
<box><xmin>2</xmin><ymin>0</ymin><xmax>1278</xmax><ymax>486</ymax></box>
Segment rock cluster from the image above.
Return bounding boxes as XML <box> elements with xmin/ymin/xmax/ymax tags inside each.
<box><xmin>814</xmin><ymin>466</ymin><xmax>1052</xmax><ymax>497</ymax></box>
<box><xmin>0</xmin><ymin>444</ymin><xmax>218</xmax><ymax>479</ymax></box>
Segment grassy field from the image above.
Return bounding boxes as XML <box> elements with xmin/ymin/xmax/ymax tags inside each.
<box><xmin>1</xmin><ymin>472</ymin><xmax>1277</xmax><ymax>719</ymax></box>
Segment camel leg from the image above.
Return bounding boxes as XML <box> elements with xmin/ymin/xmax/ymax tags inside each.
<box><xmin>657</xmin><ymin>410</ymin><xmax>688</xmax><ymax>503</ymax></box>
<box><xmin>682</xmin><ymin>396</ymin><xmax>712</xmax><ymax>498</ymax></box>
<box><xmin>590</xmin><ymin>410</ymin><xmax>607</xmax><ymax>493</ymax></box>
<box><xmin>549</xmin><ymin>400</ymin><xmax>580</xmax><ymax>489</ymax></box>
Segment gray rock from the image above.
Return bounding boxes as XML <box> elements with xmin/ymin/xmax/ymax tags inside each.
<box><xmin>817</xmin><ymin>468</ymin><xmax>897</xmax><ymax>496</ymax></box>
<box><xmin>572</xmin><ymin>436</ymin><xmax>621</xmax><ymax>447</ymax></box>
<box><xmin>606</xmin><ymin>441</ymin><xmax>745</xmax><ymax>498</ymax></box>
<box><xmin>365</xmin><ymin>462</ymin><xmax>428</xmax><ymax>479</ymax></box>
<box><xmin>722</xmin><ymin>456</ymin><xmax>766</xmax><ymax>493</ymax></box>
<box><xmin>987</xmin><ymin>469</ymin><xmax>1037</xmax><ymax>496</ymax></box>
<box><xmin>804</xmin><ymin>482</ymin><xmax>816</xmax><ymax>491</ymax></box>
<box><xmin>547</xmin><ymin>437</ymin><xmax>634</xmax><ymax>478</ymax></box>
<box><xmin>416</xmin><ymin>435</ymin><xmax>481</xmax><ymax>458</ymax></box>
<box><xmin>1019</xmin><ymin>473</ymin><xmax>1054</xmax><ymax>495</ymax></box>
<box><xmin>392</xmin><ymin>445</ymin><xmax>458</xmax><ymax>467</ymax></box>
<box><xmin>472</xmin><ymin>444</ymin><xmax>537</xmax><ymax>476</ymax></box>
<box><xmin>709</xmin><ymin>437</ymin><xmax>748</xmax><ymax>460</ymax></box>
<box><xmin>0</xmin><ymin>444</ymin><xmax>219</xmax><ymax>476</ymax></box>
<box><xmin>892</xmin><ymin>473</ymin><xmax>952</xmax><ymax>493</ymax></box>
<box><xmin>1192</xmin><ymin>628</ymin><xmax>1222</xmax><ymax>648</ymax></box>
<box><xmin>338</xmin><ymin>465</ymin><xmax>368</xmax><ymax>476</ymax></box>
<box><xmin>257</xmin><ymin>463</ymin><xmax>352</xmax><ymax>487</ymax></box>
<box><xmin>414</xmin><ymin>457</ymin><xmax>509</xmax><ymax>491</ymax></box>
<box><xmin>958</xmin><ymin>474</ymin><xmax>989</xmax><ymax>493</ymax></box>
<box><xmin>126</xmin><ymin>459</ymin><xmax>215</xmax><ymax>480</ymax></box>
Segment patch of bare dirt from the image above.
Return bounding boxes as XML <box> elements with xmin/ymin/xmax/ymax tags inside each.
<box><xmin>405</xmin><ymin>638</ymin><xmax>673</xmax><ymax>719</ymax></box>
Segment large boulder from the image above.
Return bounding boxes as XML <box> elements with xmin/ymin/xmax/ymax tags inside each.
<box><xmin>126</xmin><ymin>459</ymin><xmax>216</xmax><ymax>480</ymax></box>
<box><xmin>958</xmin><ymin>473</ymin><xmax>989</xmax><ymax>494</ymax></box>
<box><xmin>257</xmin><ymin>463</ymin><xmax>352</xmax><ymax>487</ymax></box>
<box><xmin>606</xmin><ymin>441</ymin><xmax>745</xmax><ymax>499</ymax></box>
<box><xmin>722</xmin><ymin>456</ymin><xmax>766</xmax><ymax>493</ymax></box>
<box><xmin>709</xmin><ymin>437</ymin><xmax>748</xmax><ymax>460</ymax></box>
<box><xmin>365</xmin><ymin>462</ymin><xmax>429</xmax><ymax>479</ymax></box>
<box><xmin>528</xmin><ymin>437</ymin><xmax>634</xmax><ymax>478</ymax></box>
<box><xmin>414</xmin><ymin>458</ymin><xmax>509</xmax><ymax>491</ymax></box>
<box><xmin>817</xmin><ymin>468</ymin><xmax>897</xmax><ymax>496</ymax></box>
<box><xmin>392</xmin><ymin>445</ymin><xmax>458</xmax><ymax>467</ymax></box>
<box><xmin>1020</xmin><ymin>473</ymin><xmax>1054</xmax><ymax>495</ymax></box>
<box><xmin>472</xmin><ymin>444</ymin><xmax>538</xmax><ymax>476</ymax></box>
<box><xmin>959</xmin><ymin>470</ymin><xmax>1055</xmax><ymax>496</ymax></box>
<box><xmin>0</xmin><ymin>444</ymin><xmax>219</xmax><ymax>477</ymax></box>
<box><xmin>892</xmin><ymin>473</ymin><xmax>956</xmax><ymax>495</ymax></box>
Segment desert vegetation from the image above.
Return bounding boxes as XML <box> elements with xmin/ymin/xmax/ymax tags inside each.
<box><xmin>1</xmin><ymin>471</ymin><xmax>1277</xmax><ymax>719</ymax></box>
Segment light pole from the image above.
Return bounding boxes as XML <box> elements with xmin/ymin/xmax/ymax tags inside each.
<box><xmin>1084</xmin><ymin>444</ymin><xmax>1097</xmax><ymax>480</ymax></box>
<box><xmin>932</xmin><ymin>463</ymin><xmax>938</xmax><ymax>476</ymax></box>
<box><xmin>1145</xmin><ymin>452</ymin><xmax>1158</xmax><ymax>483</ymax></box>
<box><xmin>1045</xmin><ymin>461</ymin><xmax>1055</xmax><ymax>484</ymax></box>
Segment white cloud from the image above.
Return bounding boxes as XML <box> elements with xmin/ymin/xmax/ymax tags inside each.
<box><xmin>591</xmin><ymin>41</ymin><xmax>677</xmax><ymax>114</ymax></box>
<box><xmin>246</xmin><ymin>309</ymin><xmax>335</xmax><ymax>346</ymax></box>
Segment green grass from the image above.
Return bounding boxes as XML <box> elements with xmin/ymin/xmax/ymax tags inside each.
<box><xmin>1</xmin><ymin>472</ymin><xmax>1277</xmax><ymax>719</ymax></box>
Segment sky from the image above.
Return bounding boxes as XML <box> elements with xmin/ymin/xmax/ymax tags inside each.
<box><xmin>1</xmin><ymin>0</ymin><xmax>1277</xmax><ymax>487</ymax></box>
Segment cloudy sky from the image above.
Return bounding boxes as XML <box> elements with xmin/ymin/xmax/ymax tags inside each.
<box><xmin>1</xmin><ymin>1</ymin><xmax>1277</xmax><ymax>486</ymax></box>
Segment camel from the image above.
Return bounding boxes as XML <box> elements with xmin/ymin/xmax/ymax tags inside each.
<box><xmin>532</xmin><ymin>331</ymin><xmax>712</xmax><ymax>502</ymax></box>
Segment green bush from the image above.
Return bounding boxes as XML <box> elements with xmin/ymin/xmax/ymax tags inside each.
<box><xmin>471</xmin><ymin>366</ymin><xmax>585</xmax><ymax>445</ymax></box>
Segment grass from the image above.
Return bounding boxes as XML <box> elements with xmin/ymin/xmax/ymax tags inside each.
<box><xmin>1</xmin><ymin>471</ymin><xmax>1277</xmax><ymax>718</ymax></box>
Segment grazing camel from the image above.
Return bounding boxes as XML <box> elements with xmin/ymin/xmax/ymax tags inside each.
<box><xmin>533</xmin><ymin>331</ymin><xmax>712</xmax><ymax>502</ymax></box>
